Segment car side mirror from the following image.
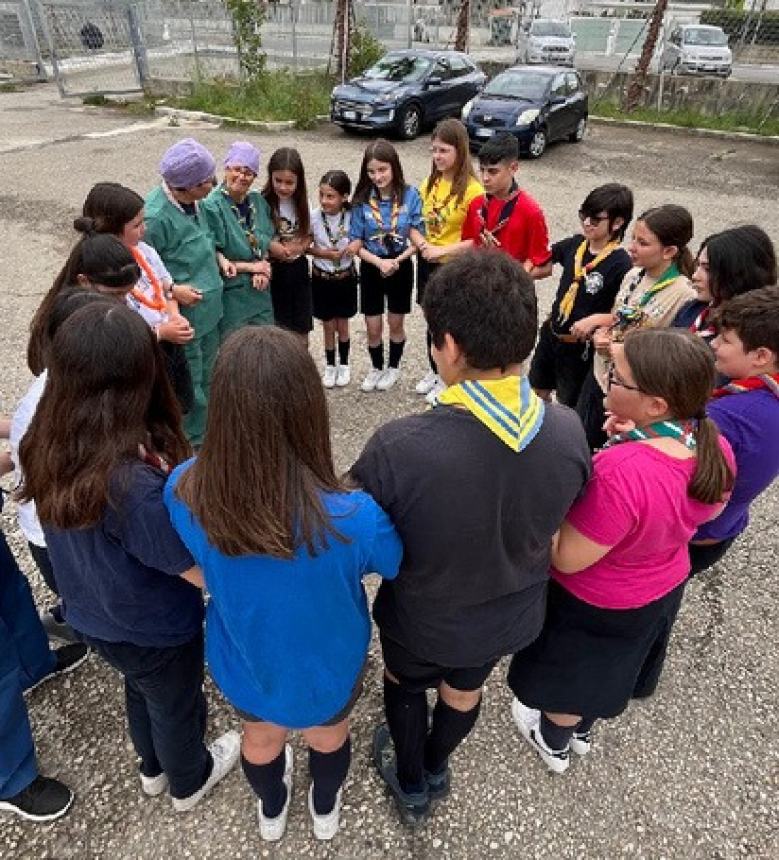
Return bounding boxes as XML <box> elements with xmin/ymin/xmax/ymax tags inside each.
<box><xmin>427</xmin><ymin>76</ymin><xmax>443</xmax><ymax>87</ymax></box>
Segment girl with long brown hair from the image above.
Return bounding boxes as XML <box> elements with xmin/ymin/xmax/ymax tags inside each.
<box><xmin>415</xmin><ymin>119</ymin><xmax>483</xmax><ymax>401</ymax></box>
<box><xmin>165</xmin><ymin>326</ymin><xmax>401</xmax><ymax>842</ymax></box>
<box><xmin>19</xmin><ymin>301</ymin><xmax>240</xmax><ymax>812</ymax></box>
<box><xmin>508</xmin><ymin>327</ymin><xmax>734</xmax><ymax>774</ymax></box>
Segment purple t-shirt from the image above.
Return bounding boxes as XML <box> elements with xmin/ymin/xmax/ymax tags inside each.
<box><xmin>695</xmin><ymin>389</ymin><xmax>779</xmax><ymax>542</ymax></box>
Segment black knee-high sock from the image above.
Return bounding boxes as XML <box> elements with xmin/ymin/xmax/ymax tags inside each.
<box><xmin>423</xmin><ymin>697</ymin><xmax>481</xmax><ymax>776</ymax></box>
<box><xmin>369</xmin><ymin>343</ymin><xmax>384</xmax><ymax>370</ymax></box>
<box><xmin>383</xmin><ymin>677</ymin><xmax>428</xmax><ymax>793</ymax></box>
<box><xmin>388</xmin><ymin>339</ymin><xmax>406</xmax><ymax>369</ymax></box>
<box><xmin>338</xmin><ymin>338</ymin><xmax>351</xmax><ymax>366</ymax></box>
<box><xmin>539</xmin><ymin>714</ymin><xmax>575</xmax><ymax>752</ymax></box>
<box><xmin>575</xmin><ymin>716</ymin><xmax>597</xmax><ymax>736</ymax></box>
<box><xmin>425</xmin><ymin>330</ymin><xmax>437</xmax><ymax>374</ymax></box>
<box><xmin>309</xmin><ymin>737</ymin><xmax>351</xmax><ymax>815</ymax></box>
<box><xmin>325</xmin><ymin>348</ymin><xmax>336</xmax><ymax>367</ymax></box>
<box><xmin>241</xmin><ymin>750</ymin><xmax>287</xmax><ymax>818</ymax></box>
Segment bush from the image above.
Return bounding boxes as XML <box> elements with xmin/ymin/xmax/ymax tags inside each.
<box><xmin>700</xmin><ymin>9</ymin><xmax>779</xmax><ymax>46</ymax></box>
<box><xmin>348</xmin><ymin>22</ymin><xmax>384</xmax><ymax>78</ymax></box>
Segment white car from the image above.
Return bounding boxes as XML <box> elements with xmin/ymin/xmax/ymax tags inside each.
<box><xmin>661</xmin><ymin>24</ymin><xmax>732</xmax><ymax>78</ymax></box>
<box><xmin>516</xmin><ymin>19</ymin><xmax>576</xmax><ymax>68</ymax></box>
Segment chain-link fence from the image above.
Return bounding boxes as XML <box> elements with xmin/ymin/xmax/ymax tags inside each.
<box><xmin>0</xmin><ymin>0</ymin><xmax>46</xmax><ymax>79</ymax></box>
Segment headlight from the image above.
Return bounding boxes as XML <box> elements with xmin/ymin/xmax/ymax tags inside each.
<box><xmin>461</xmin><ymin>98</ymin><xmax>474</xmax><ymax>120</ymax></box>
<box><xmin>378</xmin><ymin>92</ymin><xmax>399</xmax><ymax>103</ymax></box>
<box><xmin>516</xmin><ymin>108</ymin><xmax>540</xmax><ymax>127</ymax></box>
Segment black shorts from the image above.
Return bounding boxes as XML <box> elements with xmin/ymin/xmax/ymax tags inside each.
<box><xmin>270</xmin><ymin>256</ymin><xmax>313</xmax><ymax>334</ymax></box>
<box><xmin>507</xmin><ymin>579</ymin><xmax>686</xmax><ymax>719</ymax></box>
<box><xmin>416</xmin><ymin>258</ymin><xmax>442</xmax><ymax>306</ymax></box>
<box><xmin>311</xmin><ymin>267</ymin><xmax>358</xmax><ymax>321</ymax></box>
<box><xmin>529</xmin><ymin>320</ymin><xmax>592</xmax><ymax>409</ymax></box>
<box><xmin>575</xmin><ymin>368</ymin><xmax>607</xmax><ymax>451</ymax></box>
<box><xmin>360</xmin><ymin>257</ymin><xmax>414</xmax><ymax>317</ymax></box>
<box><xmin>380</xmin><ymin>634</ymin><xmax>498</xmax><ymax>695</ymax></box>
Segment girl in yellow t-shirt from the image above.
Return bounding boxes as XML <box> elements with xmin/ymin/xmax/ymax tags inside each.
<box><xmin>416</xmin><ymin>119</ymin><xmax>484</xmax><ymax>401</ymax></box>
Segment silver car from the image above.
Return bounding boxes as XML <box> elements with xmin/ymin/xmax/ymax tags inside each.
<box><xmin>660</xmin><ymin>24</ymin><xmax>732</xmax><ymax>78</ymax></box>
<box><xmin>516</xmin><ymin>19</ymin><xmax>576</xmax><ymax>67</ymax></box>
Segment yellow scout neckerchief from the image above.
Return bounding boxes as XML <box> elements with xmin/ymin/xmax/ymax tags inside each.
<box><xmin>436</xmin><ymin>375</ymin><xmax>545</xmax><ymax>452</ymax></box>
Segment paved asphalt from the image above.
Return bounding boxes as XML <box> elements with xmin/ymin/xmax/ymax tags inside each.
<box><xmin>0</xmin><ymin>85</ymin><xmax>777</xmax><ymax>859</ymax></box>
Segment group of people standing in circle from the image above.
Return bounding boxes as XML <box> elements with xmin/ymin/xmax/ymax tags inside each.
<box><xmin>1</xmin><ymin>118</ymin><xmax>778</xmax><ymax>848</ymax></box>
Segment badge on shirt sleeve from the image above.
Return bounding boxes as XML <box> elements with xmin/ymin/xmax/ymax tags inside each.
<box><xmin>584</xmin><ymin>272</ymin><xmax>604</xmax><ymax>295</ymax></box>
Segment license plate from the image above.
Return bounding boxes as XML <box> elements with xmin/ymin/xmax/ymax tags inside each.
<box><xmin>476</xmin><ymin>127</ymin><xmax>494</xmax><ymax>138</ymax></box>
<box><xmin>343</xmin><ymin>110</ymin><xmax>357</xmax><ymax>120</ymax></box>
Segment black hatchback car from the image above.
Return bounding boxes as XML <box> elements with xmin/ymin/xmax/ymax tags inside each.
<box><xmin>331</xmin><ymin>49</ymin><xmax>487</xmax><ymax>140</ymax></box>
<box><xmin>463</xmin><ymin>66</ymin><xmax>588</xmax><ymax>159</ymax></box>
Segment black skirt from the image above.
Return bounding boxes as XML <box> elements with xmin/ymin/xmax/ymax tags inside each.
<box><xmin>270</xmin><ymin>256</ymin><xmax>313</xmax><ymax>334</ymax></box>
<box><xmin>160</xmin><ymin>341</ymin><xmax>193</xmax><ymax>415</ymax></box>
<box><xmin>507</xmin><ymin>579</ymin><xmax>686</xmax><ymax>719</ymax></box>
<box><xmin>311</xmin><ymin>266</ymin><xmax>358</xmax><ymax>321</ymax></box>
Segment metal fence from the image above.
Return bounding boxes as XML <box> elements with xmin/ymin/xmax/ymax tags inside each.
<box><xmin>0</xmin><ymin>0</ymin><xmax>45</xmax><ymax>79</ymax></box>
<box><xmin>2</xmin><ymin>0</ymin><xmax>778</xmax><ymax>96</ymax></box>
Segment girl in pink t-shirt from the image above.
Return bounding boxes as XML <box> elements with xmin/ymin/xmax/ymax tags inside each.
<box><xmin>508</xmin><ymin>327</ymin><xmax>734</xmax><ymax>774</ymax></box>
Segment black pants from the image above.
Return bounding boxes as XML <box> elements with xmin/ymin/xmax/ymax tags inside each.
<box><xmin>87</xmin><ymin>629</ymin><xmax>211</xmax><ymax>799</ymax></box>
<box><xmin>529</xmin><ymin>322</ymin><xmax>592</xmax><ymax>408</ymax></box>
<box><xmin>27</xmin><ymin>542</ymin><xmax>58</xmax><ymax>596</ymax></box>
<box><xmin>575</xmin><ymin>368</ymin><xmax>607</xmax><ymax>451</ymax></box>
<box><xmin>688</xmin><ymin>539</ymin><xmax>734</xmax><ymax>576</ymax></box>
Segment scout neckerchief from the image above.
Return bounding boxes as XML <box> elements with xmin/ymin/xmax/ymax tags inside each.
<box><xmin>689</xmin><ymin>304</ymin><xmax>717</xmax><ymax>339</ymax></box>
<box><xmin>612</xmin><ymin>263</ymin><xmax>681</xmax><ymax>338</ymax></box>
<box><xmin>712</xmin><ymin>372</ymin><xmax>779</xmax><ymax>400</ymax></box>
<box><xmin>556</xmin><ymin>239</ymin><xmax>621</xmax><ymax>327</ymax></box>
<box><xmin>435</xmin><ymin>375</ymin><xmax>544</xmax><ymax>452</ymax></box>
<box><xmin>129</xmin><ymin>246</ymin><xmax>167</xmax><ymax>313</ymax></box>
<box><xmin>368</xmin><ymin>188</ymin><xmax>403</xmax><ymax>253</ymax></box>
<box><xmin>221</xmin><ymin>185</ymin><xmax>262</xmax><ymax>257</ymax></box>
<box><xmin>320</xmin><ymin>209</ymin><xmax>352</xmax><ymax>273</ymax></box>
<box><xmin>604</xmin><ymin>419</ymin><xmax>697</xmax><ymax>451</ymax></box>
<box><xmin>138</xmin><ymin>442</ymin><xmax>170</xmax><ymax>475</ymax></box>
<box><xmin>423</xmin><ymin>176</ymin><xmax>456</xmax><ymax>240</ymax></box>
<box><xmin>479</xmin><ymin>181</ymin><xmax>520</xmax><ymax>248</ymax></box>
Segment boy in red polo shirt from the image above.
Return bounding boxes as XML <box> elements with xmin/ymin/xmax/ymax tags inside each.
<box><xmin>462</xmin><ymin>133</ymin><xmax>551</xmax><ymax>273</ymax></box>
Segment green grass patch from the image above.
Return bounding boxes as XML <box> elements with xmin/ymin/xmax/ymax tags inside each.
<box><xmin>176</xmin><ymin>70</ymin><xmax>332</xmax><ymax>130</ymax></box>
<box><xmin>592</xmin><ymin>100</ymin><xmax>779</xmax><ymax>137</ymax></box>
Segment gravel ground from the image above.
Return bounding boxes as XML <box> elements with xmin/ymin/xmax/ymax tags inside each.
<box><xmin>1</xmin><ymin>85</ymin><xmax>778</xmax><ymax>860</ymax></box>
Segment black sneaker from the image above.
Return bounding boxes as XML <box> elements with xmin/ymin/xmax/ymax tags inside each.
<box><xmin>372</xmin><ymin>725</ymin><xmax>430</xmax><ymax>827</ymax></box>
<box><xmin>0</xmin><ymin>776</ymin><xmax>73</xmax><ymax>822</ymax></box>
<box><xmin>25</xmin><ymin>642</ymin><xmax>89</xmax><ymax>694</ymax></box>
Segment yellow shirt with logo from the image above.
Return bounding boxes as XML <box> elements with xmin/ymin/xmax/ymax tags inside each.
<box><xmin>420</xmin><ymin>175</ymin><xmax>484</xmax><ymax>249</ymax></box>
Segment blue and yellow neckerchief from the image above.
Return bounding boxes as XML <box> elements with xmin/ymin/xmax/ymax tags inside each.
<box><xmin>435</xmin><ymin>375</ymin><xmax>545</xmax><ymax>452</ymax></box>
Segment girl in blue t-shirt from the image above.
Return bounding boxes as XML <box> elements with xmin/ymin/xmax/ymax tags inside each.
<box><xmin>165</xmin><ymin>325</ymin><xmax>402</xmax><ymax>843</ymax></box>
<box><xmin>18</xmin><ymin>301</ymin><xmax>240</xmax><ymax>812</ymax></box>
<box><xmin>350</xmin><ymin>139</ymin><xmax>425</xmax><ymax>392</ymax></box>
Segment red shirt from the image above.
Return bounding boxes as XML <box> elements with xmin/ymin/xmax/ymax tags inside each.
<box><xmin>462</xmin><ymin>189</ymin><xmax>552</xmax><ymax>266</ymax></box>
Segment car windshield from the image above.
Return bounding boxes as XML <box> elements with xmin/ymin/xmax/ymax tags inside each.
<box><xmin>531</xmin><ymin>22</ymin><xmax>571</xmax><ymax>38</ymax></box>
<box><xmin>362</xmin><ymin>55</ymin><xmax>433</xmax><ymax>82</ymax></box>
<box><xmin>683</xmin><ymin>28</ymin><xmax>728</xmax><ymax>46</ymax></box>
<box><xmin>483</xmin><ymin>71</ymin><xmax>549</xmax><ymax>100</ymax></box>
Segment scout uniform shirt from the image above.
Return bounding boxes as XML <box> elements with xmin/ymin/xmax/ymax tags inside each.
<box><xmin>420</xmin><ymin>175</ymin><xmax>483</xmax><ymax>258</ymax></box>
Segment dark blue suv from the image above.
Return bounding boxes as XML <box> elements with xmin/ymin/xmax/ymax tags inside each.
<box><xmin>463</xmin><ymin>66</ymin><xmax>588</xmax><ymax>158</ymax></box>
<box><xmin>331</xmin><ymin>50</ymin><xmax>487</xmax><ymax>140</ymax></box>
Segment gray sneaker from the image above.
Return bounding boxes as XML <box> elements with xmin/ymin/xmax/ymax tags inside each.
<box><xmin>39</xmin><ymin>609</ymin><xmax>80</xmax><ymax>644</ymax></box>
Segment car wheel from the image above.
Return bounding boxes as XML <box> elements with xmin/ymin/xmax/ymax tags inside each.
<box><xmin>397</xmin><ymin>103</ymin><xmax>422</xmax><ymax>140</ymax></box>
<box><xmin>568</xmin><ymin>116</ymin><xmax>587</xmax><ymax>143</ymax></box>
<box><xmin>527</xmin><ymin>127</ymin><xmax>547</xmax><ymax>159</ymax></box>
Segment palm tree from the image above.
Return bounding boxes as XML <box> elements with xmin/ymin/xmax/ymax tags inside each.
<box><xmin>625</xmin><ymin>0</ymin><xmax>668</xmax><ymax>112</ymax></box>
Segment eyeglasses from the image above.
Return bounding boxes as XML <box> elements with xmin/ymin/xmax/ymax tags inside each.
<box><xmin>607</xmin><ymin>366</ymin><xmax>642</xmax><ymax>392</ymax></box>
<box><xmin>227</xmin><ymin>166</ymin><xmax>257</xmax><ymax>178</ymax></box>
<box><xmin>578</xmin><ymin>210</ymin><xmax>609</xmax><ymax>225</ymax></box>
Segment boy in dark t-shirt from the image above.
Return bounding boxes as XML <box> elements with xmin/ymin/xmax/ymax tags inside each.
<box><xmin>461</xmin><ymin>133</ymin><xmax>552</xmax><ymax>273</ymax></box>
<box><xmin>529</xmin><ymin>183</ymin><xmax>634</xmax><ymax>407</ymax></box>
<box><xmin>351</xmin><ymin>251</ymin><xmax>590</xmax><ymax>826</ymax></box>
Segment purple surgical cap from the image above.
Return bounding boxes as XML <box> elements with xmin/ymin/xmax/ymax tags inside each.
<box><xmin>159</xmin><ymin>138</ymin><xmax>216</xmax><ymax>188</ymax></box>
<box><xmin>224</xmin><ymin>141</ymin><xmax>260</xmax><ymax>175</ymax></box>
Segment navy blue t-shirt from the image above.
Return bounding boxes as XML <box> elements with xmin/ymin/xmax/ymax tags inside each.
<box><xmin>44</xmin><ymin>462</ymin><xmax>203</xmax><ymax>647</ymax></box>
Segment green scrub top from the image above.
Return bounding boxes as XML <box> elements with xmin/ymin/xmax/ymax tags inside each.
<box><xmin>144</xmin><ymin>185</ymin><xmax>223</xmax><ymax>336</ymax></box>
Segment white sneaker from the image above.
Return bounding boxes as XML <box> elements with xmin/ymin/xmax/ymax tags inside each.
<box><xmin>322</xmin><ymin>365</ymin><xmax>337</xmax><ymax>388</ymax></box>
<box><xmin>172</xmin><ymin>730</ymin><xmax>241</xmax><ymax>812</ymax></box>
<box><xmin>360</xmin><ymin>368</ymin><xmax>384</xmax><ymax>392</ymax></box>
<box><xmin>424</xmin><ymin>378</ymin><xmax>447</xmax><ymax>405</ymax></box>
<box><xmin>140</xmin><ymin>772</ymin><xmax>168</xmax><ymax>797</ymax></box>
<box><xmin>511</xmin><ymin>698</ymin><xmax>569</xmax><ymax>775</ymax></box>
<box><xmin>335</xmin><ymin>364</ymin><xmax>351</xmax><ymax>387</ymax></box>
<box><xmin>308</xmin><ymin>783</ymin><xmax>341</xmax><ymax>841</ymax></box>
<box><xmin>415</xmin><ymin>370</ymin><xmax>438</xmax><ymax>395</ymax></box>
<box><xmin>259</xmin><ymin>744</ymin><xmax>293</xmax><ymax>842</ymax></box>
<box><xmin>570</xmin><ymin>730</ymin><xmax>592</xmax><ymax>756</ymax></box>
<box><xmin>376</xmin><ymin>367</ymin><xmax>400</xmax><ymax>391</ymax></box>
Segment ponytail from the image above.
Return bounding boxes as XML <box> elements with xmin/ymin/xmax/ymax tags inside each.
<box><xmin>676</xmin><ymin>246</ymin><xmax>695</xmax><ymax>279</ymax></box>
<box><xmin>689</xmin><ymin>415</ymin><xmax>734</xmax><ymax>504</ymax></box>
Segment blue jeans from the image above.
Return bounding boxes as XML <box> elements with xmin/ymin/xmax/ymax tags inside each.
<box><xmin>87</xmin><ymin>630</ymin><xmax>211</xmax><ymax>799</ymax></box>
<box><xmin>0</xmin><ymin>512</ymin><xmax>56</xmax><ymax>798</ymax></box>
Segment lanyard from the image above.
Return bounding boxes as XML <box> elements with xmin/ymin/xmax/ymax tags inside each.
<box><xmin>222</xmin><ymin>186</ymin><xmax>262</xmax><ymax>256</ymax></box>
<box><xmin>129</xmin><ymin>246</ymin><xmax>167</xmax><ymax>312</ymax></box>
